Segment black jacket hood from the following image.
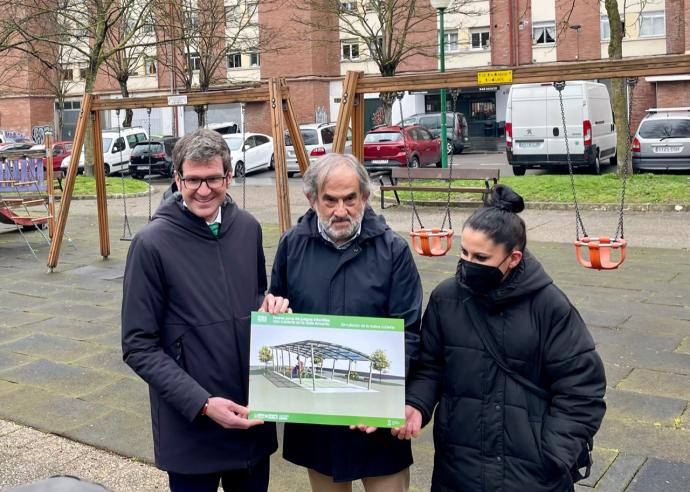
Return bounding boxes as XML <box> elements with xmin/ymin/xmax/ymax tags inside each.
<box><xmin>456</xmin><ymin>250</ymin><xmax>553</xmax><ymax>306</ymax></box>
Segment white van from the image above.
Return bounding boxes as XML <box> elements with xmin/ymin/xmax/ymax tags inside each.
<box><xmin>101</xmin><ymin>127</ymin><xmax>149</xmax><ymax>175</ymax></box>
<box><xmin>61</xmin><ymin>127</ymin><xmax>149</xmax><ymax>175</ymax></box>
<box><xmin>505</xmin><ymin>81</ymin><xmax>617</xmax><ymax>175</ymax></box>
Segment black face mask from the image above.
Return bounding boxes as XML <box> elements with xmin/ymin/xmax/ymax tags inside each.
<box><xmin>459</xmin><ymin>256</ymin><xmax>511</xmax><ymax>294</ymax></box>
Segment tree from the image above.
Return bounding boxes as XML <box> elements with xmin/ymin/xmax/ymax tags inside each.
<box><xmin>313</xmin><ymin>354</ymin><xmax>324</xmax><ymax>375</ymax></box>
<box><xmin>155</xmin><ymin>0</ymin><xmax>264</xmax><ymax>127</ymax></box>
<box><xmin>370</xmin><ymin>348</ymin><xmax>390</xmax><ymax>382</ymax></box>
<box><xmin>4</xmin><ymin>0</ymin><xmax>157</xmax><ymax>175</ymax></box>
<box><xmin>258</xmin><ymin>346</ymin><xmax>273</xmax><ymax>371</ymax></box>
<box><xmin>288</xmin><ymin>0</ymin><xmax>480</xmax><ymax>125</ymax></box>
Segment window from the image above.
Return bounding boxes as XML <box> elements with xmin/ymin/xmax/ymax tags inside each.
<box><xmin>249</xmin><ymin>52</ymin><xmax>260</xmax><ymax>67</ymax></box>
<box><xmin>185</xmin><ymin>10</ymin><xmax>199</xmax><ymax>29</ymax></box>
<box><xmin>533</xmin><ymin>22</ymin><xmax>555</xmax><ymax>44</ymax></box>
<box><xmin>125</xmin><ymin>58</ymin><xmax>139</xmax><ymax>76</ymax></box>
<box><xmin>62</xmin><ymin>67</ymin><xmax>73</xmax><ymax>81</ymax></box>
<box><xmin>640</xmin><ymin>11</ymin><xmax>665</xmax><ymax>37</ymax></box>
<box><xmin>340</xmin><ymin>1</ymin><xmax>356</xmax><ymax>12</ymax></box>
<box><xmin>254</xmin><ymin>135</ymin><xmax>270</xmax><ymax>145</ymax></box>
<box><xmin>188</xmin><ymin>52</ymin><xmax>201</xmax><ymax>71</ymax></box>
<box><xmin>227</xmin><ymin>52</ymin><xmax>242</xmax><ymax>68</ymax></box>
<box><xmin>79</xmin><ymin>68</ymin><xmax>87</xmax><ymax>80</ymax></box>
<box><xmin>470</xmin><ymin>28</ymin><xmax>490</xmax><ymax>50</ymax></box>
<box><xmin>367</xmin><ymin>37</ymin><xmax>383</xmax><ymax>56</ymax></box>
<box><xmin>320</xmin><ymin>126</ymin><xmax>335</xmax><ymax>144</ymax></box>
<box><xmin>444</xmin><ymin>32</ymin><xmax>459</xmax><ymax>53</ymax></box>
<box><xmin>144</xmin><ymin>57</ymin><xmax>157</xmax><ymax>76</ymax></box>
<box><xmin>341</xmin><ymin>40</ymin><xmax>359</xmax><ymax>60</ymax></box>
<box><xmin>602</xmin><ymin>15</ymin><xmax>625</xmax><ymax>40</ymax></box>
<box><xmin>143</xmin><ymin>15</ymin><xmax>155</xmax><ymax>34</ymax></box>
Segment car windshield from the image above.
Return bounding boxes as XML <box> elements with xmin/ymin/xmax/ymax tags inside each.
<box><xmin>639</xmin><ymin>119</ymin><xmax>690</xmax><ymax>139</ymax></box>
<box><xmin>285</xmin><ymin>129</ymin><xmax>319</xmax><ymax>146</ymax></box>
<box><xmin>65</xmin><ymin>143</ymin><xmax>73</xmax><ymax>152</ymax></box>
<box><xmin>102</xmin><ymin>138</ymin><xmax>112</xmax><ymax>153</ymax></box>
<box><xmin>365</xmin><ymin>132</ymin><xmax>403</xmax><ymax>143</ymax></box>
<box><xmin>224</xmin><ymin>137</ymin><xmax>244</xmax><ymax>151</ymax></box>
<box><xmin>132</xmin><ymin>143</ymin><xmax>163</xmax><ymax>155</ymax></box>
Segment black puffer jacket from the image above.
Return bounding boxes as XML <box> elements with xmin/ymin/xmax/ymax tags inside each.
<box><xmin>406</xmin><ymin>252</ymin><xmax>606</xmax><ymax>492</ymax></box>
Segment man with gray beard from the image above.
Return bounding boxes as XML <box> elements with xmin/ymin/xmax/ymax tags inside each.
<box><xmin>268</xmin><ymin>154</ymin><xmax>423</xmax><ymax>491</ymax></box>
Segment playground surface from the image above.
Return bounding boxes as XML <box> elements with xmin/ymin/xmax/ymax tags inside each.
<box><xmin>0</xmin><ymin>179</ymin><xmax>689</xmax><ymax>491</ymax></box>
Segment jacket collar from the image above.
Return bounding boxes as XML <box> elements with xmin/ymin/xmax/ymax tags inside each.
<box><xmin>154</xmin><ymin>194</ymin><xmax>238</xmax><ymax>239</ymax></box>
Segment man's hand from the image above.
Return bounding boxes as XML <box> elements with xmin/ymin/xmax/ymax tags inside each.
<box><xmin>259</xmin><ymin>294</ymin><xmax>292</xmax><ymax>314</ymax></box>
<box><xmin>391</xmin><ymin>405</ymin><xmax>422</xmax><ymax>440</ymax></box>
<box><xmin>204</xmin><ymin>397</ymin><xmax>264</xmax><ymax>429</ymax></box>
<box><xmin>349</xmin><ymin>424</ymin><xmax>377</xmax><ymax>434</ymax></box>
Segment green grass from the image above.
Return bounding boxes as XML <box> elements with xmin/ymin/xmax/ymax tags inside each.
<box><xmin>391</xmin><ymin>174</ymin><xmax>689</xmax><ymax>204</ymax></box>
<box><xmin>65</xmin><ymin>175</ymin><xmax>150</xmax><ymax>196</ymax></box>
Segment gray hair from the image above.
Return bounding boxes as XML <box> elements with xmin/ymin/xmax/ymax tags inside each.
<box><xmin>302</xmin><ymin>153</ymin><xmax>371</xmax><ymax>200</ymax></box>
<box><xmin>172</xmin><ymin>128</ymin><xmax>231</xmax><ymax>176</ymax></box>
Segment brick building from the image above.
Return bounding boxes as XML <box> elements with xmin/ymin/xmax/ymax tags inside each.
<box><xmin>0</xmin><ymin>0</ymin><xmax>687</xmax><ymax>143</ymax></box>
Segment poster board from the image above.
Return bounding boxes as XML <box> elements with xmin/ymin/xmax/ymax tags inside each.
<box><xmin>248</xmin><ymin>312</ymin><xmax>405</xmax><ymax>428</ymax></box>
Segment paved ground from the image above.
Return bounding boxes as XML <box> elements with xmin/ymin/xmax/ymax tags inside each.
<box><xmin>0</xmin><ymin>178</ymin><xmax>689</xmax><ymax>491</ymax></box>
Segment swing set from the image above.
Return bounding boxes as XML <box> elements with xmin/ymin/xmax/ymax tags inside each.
<box><xmin>45</xmin><ymin>53</ymin><xmax>690</xmax><ymax>271</ymax></box>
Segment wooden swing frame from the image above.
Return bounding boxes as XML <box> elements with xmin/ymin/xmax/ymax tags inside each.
<box><xmin>46</xmin><ymin>53</ymin><xmax>690</xmax><ymax>269</ymax></box>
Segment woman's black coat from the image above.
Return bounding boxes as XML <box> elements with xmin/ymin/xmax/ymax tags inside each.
<box><xmin>406</xmin><ymin>253</ymin><xmax>606</xmax><ymax>492</ymax></box>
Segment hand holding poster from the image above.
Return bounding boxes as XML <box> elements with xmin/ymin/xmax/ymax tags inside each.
<box><xmin>248</xmin><ymin>312</ymin><xmax>405</xmax><ymax>428</ymax></box>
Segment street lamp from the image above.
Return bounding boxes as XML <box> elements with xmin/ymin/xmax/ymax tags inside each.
<box><xmin>569</xmin><ymin>24</ymin><xmax>582</xmax><ymax>60</ymax></box>
<box><xmin>431</xmin><ymin>0</ymin><xmax>451</xmax><ymax>168</ymax></box>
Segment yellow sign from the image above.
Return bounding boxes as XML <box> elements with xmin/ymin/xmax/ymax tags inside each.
<box><xmin>477</xmin><ymin>70</ymin><xmax>513</xmax><ymax>85</ymax></box>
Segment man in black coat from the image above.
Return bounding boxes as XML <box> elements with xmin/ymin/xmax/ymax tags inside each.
<box><xmin>122</xmin><ymin>129</ymin><xmax>289</xmax><ymax>492</ymax></box>
<box><xmin>269</xmin><ymin>153</ymin><xmax>423</xmax><ymax>491</ymax></box>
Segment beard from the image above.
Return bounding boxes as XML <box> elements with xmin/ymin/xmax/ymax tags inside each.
<box><xmin>318</xmin><ymin>210</ymin><xmax>363</xmax><ymax>244</ymax></box>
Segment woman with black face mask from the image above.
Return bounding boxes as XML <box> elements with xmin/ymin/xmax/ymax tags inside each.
<box><xmin>394</xmin><ymin>184</ymin><xmax>606</xmax><ymax>492</ymax></box>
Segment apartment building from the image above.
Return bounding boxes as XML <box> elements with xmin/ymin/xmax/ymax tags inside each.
<box><xmin>0</xmin><ymin>0</ymin><xmax>687</xmax><ymax>143</ymax></box>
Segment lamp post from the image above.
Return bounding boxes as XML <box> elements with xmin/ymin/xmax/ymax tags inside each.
<box><xmin>570</xmin><ymin>24</ymin><xmax>581</xmax><ymax>60</ymax></box>
<box><xmin>431</xmin><ymin>0</ymin><xmax>451</xmax><ymax>168</ymax></box>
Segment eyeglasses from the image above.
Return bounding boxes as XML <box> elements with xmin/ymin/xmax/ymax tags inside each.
<box><xmin>179</xmin><ymin>175</ymin><xmax>227</xmax><ymax>190</ymax></box>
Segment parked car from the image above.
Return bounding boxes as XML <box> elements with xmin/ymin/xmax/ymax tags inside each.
<box><xmin>0</xmin><ymin>141</ymin><xmax>35</xmax><ymax>152</ymax></box>
<box><xmin>285</xmin><ymin>123</ymin><xmax>351</xmax><ymax>177</ymax></box>
<box><xmin>62</xmin><ymin>127</ymin><xmax>149</xmax><ymax>175</ymax></box>
<box><xmin>632</xmin><ymin>107</ymin><xmax>690</xmax><ymax>172</ymax></box>
<box><xmin>29</xmin><ymin>141</ymin><xmax>73</xmax><ymax>172</ymax></box>
<box><xmin>223</xmin><ymin>133</ymin><xmax>274</xmax><ymax>177</ymax></box>
<box><xmin>401</xmin><ymin>112</ymin><xmax>469</xmax><ymax>155</ymax></box>
<box><xmin>505</xmin><ymin>81</ymin><xmax>617</xmax><ymax>175</ymax></box>
<box><xmin>129</xmin><ymin>137</ymin><xmax>179</xmax><ymax>179</ymax></box>
<box><xmin>363</xmin><ymin>124</ymin><xmax>441</xmax><ymax>170</ymax></box>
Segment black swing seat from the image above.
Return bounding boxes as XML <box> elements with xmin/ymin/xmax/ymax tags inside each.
<box><xmin>378</xmin><ymin>167</ymin><xmax>500</xmax><ymax>209</ymax></box>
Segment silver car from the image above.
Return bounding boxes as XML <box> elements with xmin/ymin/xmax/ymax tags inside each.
<box><xmin>632</xmin><ymin>108</ymin><xmax>690</xmax><ymax>171</ymax></box>
<box><xmin>285</xmin><ymin>123</ymin><xmax>351</xmax><ymax>176</ymax></box>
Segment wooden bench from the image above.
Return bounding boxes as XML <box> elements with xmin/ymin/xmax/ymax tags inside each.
<box><xmin>379</xmin><ymin>167</ymin><xmax>500</xmax><ymax>209</ymax></box>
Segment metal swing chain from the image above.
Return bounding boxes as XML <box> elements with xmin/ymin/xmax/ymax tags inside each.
<box><xmin>615</xmin><ymin>77</ymin><xmax>637</xmax><ymax>240</ymax></box>
<box><xmin>554</xmin><ymin>81</ymin><xmax>587</xmax><ymax>240</ymax></box>
<box><xmin>116</xmin><ymin>109</ymin><xmax>132</xmax><ymax>240</ymax></box>
<box><xmin>241</xmin><ymin>103</ymin><xmax>246</xmax><ymax>209</ymax></box>
<box><xmin>146</xmin><ymin>107</ymin><xmax>153</xmax><ymax>221</ymax></box>
<box><xmin>397</xmin><ymin>91</ymin><xmax>424</xmax><ymax>231</ymax></box>
<box><xmin>441</xmin><ymin>90</ymin><xmax>460</xmax><ymax>232</ymax></box>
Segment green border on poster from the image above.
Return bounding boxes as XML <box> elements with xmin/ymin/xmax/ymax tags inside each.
<box><xmin>251</xmin><ymin>312</ymin><xmax>403</xmax><ymax>332</ymax></box>
<box><xmin>249</xmin><ymin>410</ymin><xmax>404</xmax><ymax>428</ymax></box>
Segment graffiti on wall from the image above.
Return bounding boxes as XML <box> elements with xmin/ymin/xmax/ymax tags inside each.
<box><xmin>32</xmin><ymin>125</ymin><xmax>54</xmax><ymax>144</ymax></box>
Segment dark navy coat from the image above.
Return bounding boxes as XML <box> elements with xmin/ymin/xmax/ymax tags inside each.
<box><xmin>406</xmin><ymin>253</ymin><xmax>606</xmax><ymax>492</ymax></box>
<box><xmin>122</xmin><ymin>196</ymin><xmax>277</xmax><ymax>474</ymax></box>
<box><xmin>269</xmin><ymin>207</ymin><xmax>423</xmax><ymax>482</ymax></box>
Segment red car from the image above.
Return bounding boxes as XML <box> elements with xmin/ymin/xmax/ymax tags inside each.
<box><xmin>363</xmin><ymin>125</ymin><xmax>441</xmax><ymax>170</ymax></box>
<box><xmin>29</xmin><ymin>141</ymin><xmax>73</xmax><ymax>172</ymax></box>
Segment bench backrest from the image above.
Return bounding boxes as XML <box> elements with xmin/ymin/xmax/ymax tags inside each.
<box><xmin>390</xmin><ymin>167</ymin><xmax>500</xmax><ymax>181</ymax></box>
<box><xmin>0</xmin><ymin>159</ymin><xmax>47</xmax><ymax>193</ymax></box>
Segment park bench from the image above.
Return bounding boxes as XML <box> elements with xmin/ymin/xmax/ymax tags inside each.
<box><xmin>378</xmin><ymin>167</ymin><xmax>500</xmax><ymax>209</ymax></box>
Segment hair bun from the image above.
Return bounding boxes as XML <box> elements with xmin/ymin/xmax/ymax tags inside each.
<box><xmin>486</xmin><ymin>184</ymin><xmax>525</xmax><ymax>214</ymax></box>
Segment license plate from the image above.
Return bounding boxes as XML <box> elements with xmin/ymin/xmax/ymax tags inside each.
<box><xmin>138</xmin><ymin>166</ymin><xmax>152</xmax><ymax>170</ymax></box>
<box><xmin>372</xmin><ymin>160</ymin><xmax>388</xmax><ymax>164</ymax></box>
<box><xmin>518</xmin><ymin>141</ymin><xmax>540</xmax><ymax>148</ymax></box>
<box><xmin>654</xmin><ymin>146</ymin><xmax>681</xmax><ymax>153</ymax></box>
